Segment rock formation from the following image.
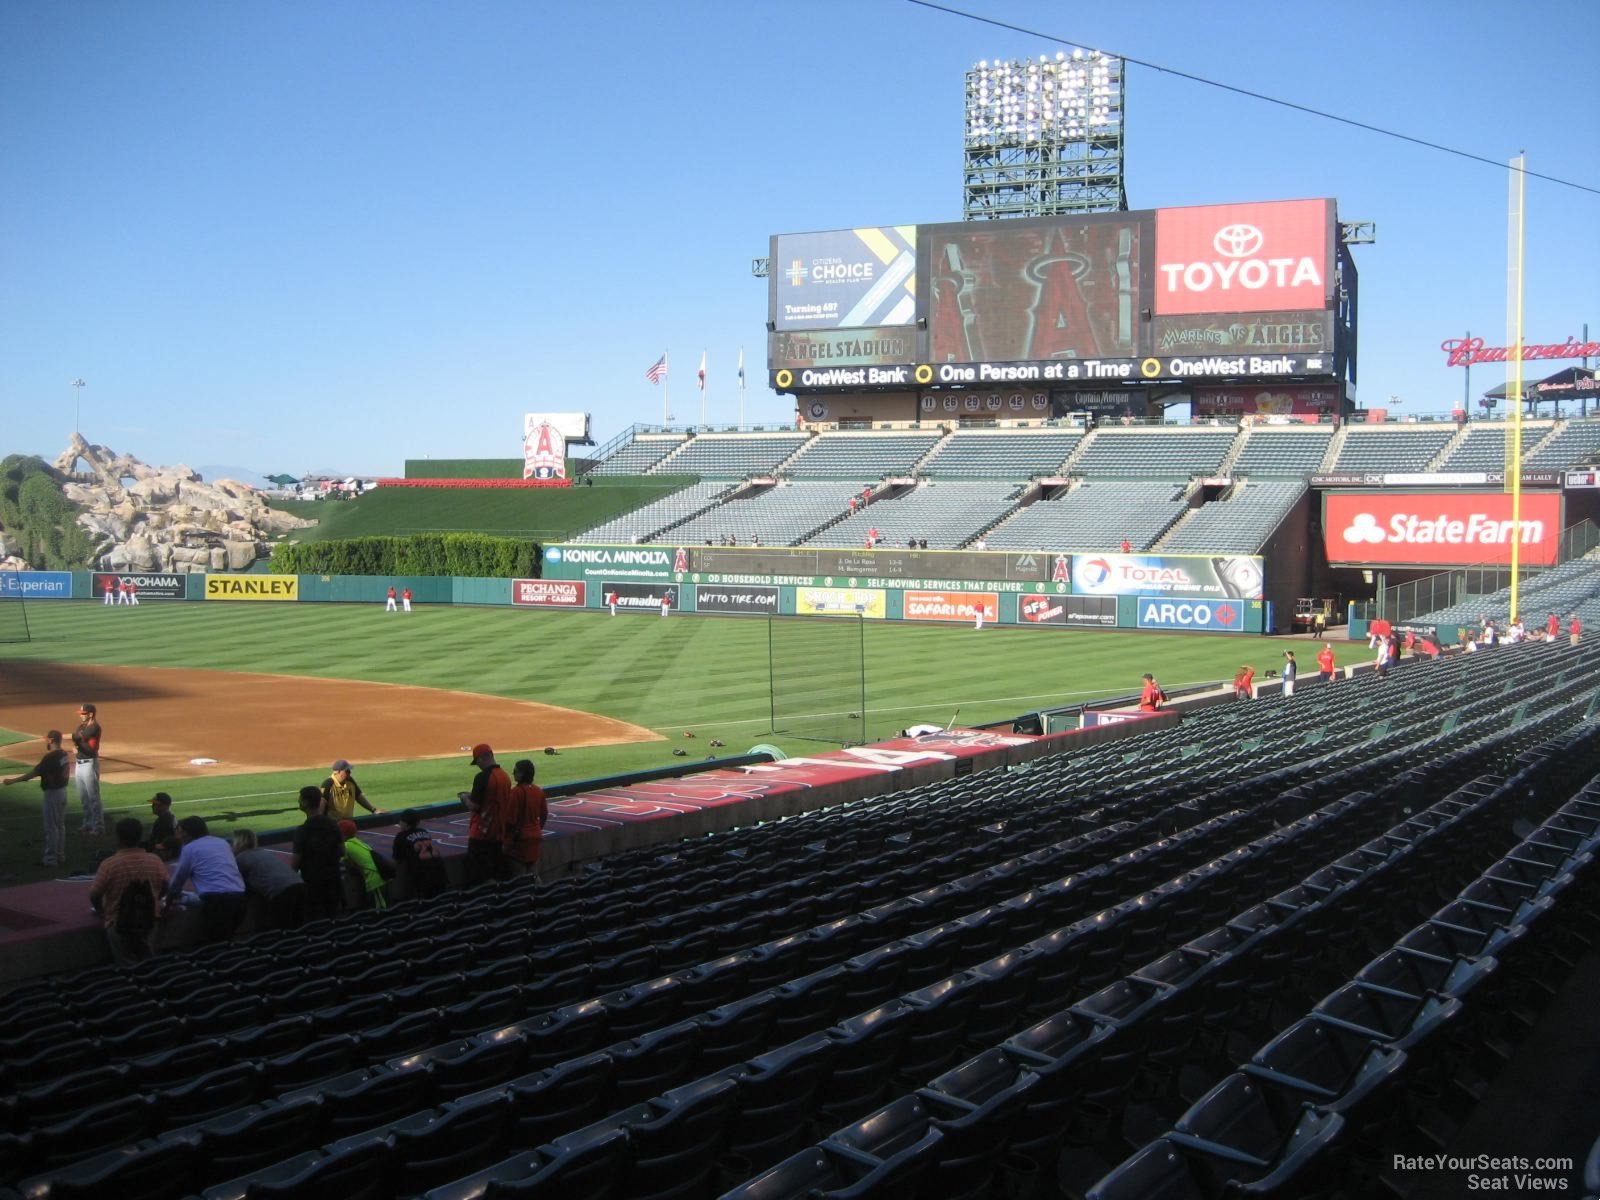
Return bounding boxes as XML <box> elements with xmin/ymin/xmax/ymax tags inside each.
<box><xmin>53</xmin><ymin>433</ymin><xmax>316</xmax><ymax>573</ymax></box>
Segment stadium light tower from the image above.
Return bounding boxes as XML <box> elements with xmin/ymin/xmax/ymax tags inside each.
<box><xmin>962</xmin><ymin>49</ymin><xmax>1127</xmax><ymax>220</ymax></box>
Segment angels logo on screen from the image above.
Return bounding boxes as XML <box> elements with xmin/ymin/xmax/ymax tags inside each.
<box><xmin>523</xmin><ymin>422</ymin><xmax>566</xmax><ymax>480</ymax></box>
<box><xmin>673</xmin><ymin>547</ymin><xmax>689</xmax><ymax>573</ymax></box>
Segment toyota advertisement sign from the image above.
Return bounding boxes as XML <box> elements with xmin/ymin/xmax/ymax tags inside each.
<box><xmin>1153</xmin><ymin>199</ymin><xmax>1332</xmax><ymax>316</ymax></box>
<box><xmin>1323</xmin><ymin>492</ymin><xmax>1563</xmax><ymax>567</ymax></box>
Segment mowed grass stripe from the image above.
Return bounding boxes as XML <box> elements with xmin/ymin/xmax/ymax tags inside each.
<box><xmin>0</xmin><ymin>601</ymin><xmax>1344</xmax><ymax>881</ymax></box>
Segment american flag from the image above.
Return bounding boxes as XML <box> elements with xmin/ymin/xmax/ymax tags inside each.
<box><xmin>645</xmin><ymin>353</ymin><xmax>668</xmax><ymax>384</ymax></box>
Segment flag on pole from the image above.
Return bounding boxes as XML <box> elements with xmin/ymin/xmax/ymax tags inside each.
<box><xmin>738</xmin><ymin>348</ymin><xmax>746</xmax><ymax>390</ymax></box>
<box><xmin>645</xmin><ymin>353</ymin><xmax>668</xmax><ymax>384</ymax></box>
<box><xmin>697</xmin><ymin>351</ymin><xmax>707</xmax><ymax>392</ymax></box>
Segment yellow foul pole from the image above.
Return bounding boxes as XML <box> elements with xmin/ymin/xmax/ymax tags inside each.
<box><xmin>1507</xmin><ymin>153</ymin><xmax>1526</xmax><ymax>621</ymax></box>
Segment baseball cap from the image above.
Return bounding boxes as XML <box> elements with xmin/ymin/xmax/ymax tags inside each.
<box><xmin>78</xmin><ymin>703</ymin><xmax>96</xmax><ymax>715</ymax></box>
<box><xmin>337</xmin><ymin>819</ymin><xmax>358</xmax><ymax>839</ymax></box>
<box><xmin>470</xmin><ymin>743</ymin><xmax>493</xmax><ymax>761</ymax></box>
<box><xmin>331</xmin><ymin>759</ymin><xmax>351</xmax><ymax>772</ymax></box>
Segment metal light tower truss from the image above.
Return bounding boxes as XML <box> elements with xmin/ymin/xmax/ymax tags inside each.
<box><xmin>963</xmin><ymin>50</ymin><xmax>1127</xmax><ymax>220</ymax></box>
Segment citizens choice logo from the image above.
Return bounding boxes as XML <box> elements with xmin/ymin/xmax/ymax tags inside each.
<box><xmin>545</xmin><ymin>547</ymin><xmax>563</xmax><ymax>562</ymax></box>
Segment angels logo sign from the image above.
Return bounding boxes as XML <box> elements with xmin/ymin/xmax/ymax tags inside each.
<box><xmin>522</xmin><ymin>420</ymin><xmax>567</xmax><ymax>480</ymax></box>
<box><xmin>673</xmin><ymin>547</ymin><xmax>689</xmax><ymax>573</ymax></box>
<box><xmin>1051</xmin><ymin>555</ymin><xmax>1070</xmax><ymax>584</ymax></box>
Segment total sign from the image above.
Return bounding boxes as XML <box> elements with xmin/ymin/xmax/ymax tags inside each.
<box><xmin>1324</xmin><ymin>492</ymin><xmax>1562</xmax><ymax>567</ymax></box>
<box><xmin>1137</xmin><ymin>597</ymin><xmax>1246</xmax><ymax>632</ymax></box>
<box><xmin>1155</xmin><ymin>199</ymin><xmax>1332</xmax><ymax>316</ymax></box>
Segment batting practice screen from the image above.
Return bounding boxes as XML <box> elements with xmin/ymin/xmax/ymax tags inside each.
<box><xmin>768</xmin><ymin>614</ymin><xmax>866</xmax><ymax>746</ymax></box>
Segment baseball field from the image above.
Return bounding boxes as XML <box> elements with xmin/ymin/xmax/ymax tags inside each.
<box><xmin>0</xmin><ymin>599</ymin><xmax>1340</xmax><ymax>883</ymax></box>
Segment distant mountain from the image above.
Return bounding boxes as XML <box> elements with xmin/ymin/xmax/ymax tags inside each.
<box><xmin>194</xmin><ymin>465</ymin><xmax>270</xmax><ymax>490</ymax></box>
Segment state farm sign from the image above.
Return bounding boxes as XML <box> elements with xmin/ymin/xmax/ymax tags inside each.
<box><xmin>1155</xmin><ymin>199</ymin><xmax>1331</xmax><ymax>316</ymax></box>
<box><xmin>1324</xmin><ymin>492</ymin><xmax>1562</xmax><ymax>567</ymax></box>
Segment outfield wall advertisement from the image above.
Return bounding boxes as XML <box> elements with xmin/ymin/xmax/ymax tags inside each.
<box><xmin>1070</xmin><ymin>553</ymin><xmax>1264</xmax><ymax>600</ymax></box>
<box><xmin>903</xmin><ymin>591</ymin><xmax>999</xmax><ymax>623</ymax></box>
<box><xmin>1017</xmin><ymin>593</ymin><xmax>1117</xmax><ymax>626</ymax></box>
<box><xmin>694</xmin><ymin>585</ymin><xmax>780</xmax><ymax>615</ymax></box>
<box><xmin>797</xmin><ymin>587</ymin><xmax>887</xmax><ymax>619</ymax></box>
<box><xmin>204</xmin><ymin>575</ymin><xmax>299</xmax><ymax>601</ymax></box>
<box><xmin>1136</xmin><ymin>596</ymin><xmax>1258</xmax><ymax>632</ymax></box>
<box><xmin>513</xmin><ymin>579</ymin><xmax>585</xmax><ymax>607</ymax></box>
<box><xmin>93</xmin><ymin>572</ymin><xmax>187</xmax><ymax>601</ymax></box>
<box><xmin>0</xmin><ymin>570</ymin><xmax>72</xmax><ymax>598</ymax></box>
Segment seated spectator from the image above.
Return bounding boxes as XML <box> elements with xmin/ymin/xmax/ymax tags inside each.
<box><xmin>919</xmin><ymin>538</ymin><xmax>928</xmax><ymax>550</ymax></box>
<box><xmin>165</xmin><ymin>816</ymin><xmax>248</xmax><ymax>943</ymax></box>
<box><xmin>145</xmin><ymin>791</ymin><xmax>181</xmax><ymax>860</ymax></box>
<box><xmin>320</xmin><ymin>760</ymin><xmax>383</xmax><ymax>821</ymax></box>
<box><xmin>292</xmin><ymin>785</ymin><xmax>345</xmax><ymax>921</ymax></box>
<box><xmin>232</xmin><ymin>829</ymin><xmax>308</xmax><ymax>930</ymax></box>
<box><xmin>339</xmin><ymin>820</ymin><xmax>390</xmax><ymax>911</ymax></box>
<box><xmin>393</xmin><ymin>810</ymin><xmax>448</xmax><ymax>900</ymax></box>
<box><xmin>90</xmin><ymin>817</ymin><xmax>169</xmax><ymax>966</ymax></box>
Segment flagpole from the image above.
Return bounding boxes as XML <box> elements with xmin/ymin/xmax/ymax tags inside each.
<box><xmin>739</xmin><ymin>347</ymin><xmax>746</xmax><ymax>429</ymax></box>
<box><xmin>700</xmin><ymin>349</ymin><xmax>708</xmax><ymax>428</ymax></box>
<box><xmin>663</xmin><ymin>350</ymin><xmax>671</xmax><ymax>426</ymax></box>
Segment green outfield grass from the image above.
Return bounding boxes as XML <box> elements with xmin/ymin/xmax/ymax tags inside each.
<box><xmin>272</xmin><ymin>479</ymin><xmax>700</xmax><ymax>544</ymax></box>
<box><xmin>0</xmin><ymin>601</ymin><xmax>1351</xmax><ymax>882</ymax></box>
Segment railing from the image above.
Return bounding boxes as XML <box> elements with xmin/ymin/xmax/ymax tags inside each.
<box><xmin>1377</xmin><ymin>518</ymin><xmax>1600</xmax><ymax>622</ymax></box>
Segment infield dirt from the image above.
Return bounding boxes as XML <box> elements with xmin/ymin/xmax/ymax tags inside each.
<box><xmin>0</xmin><ymin>661</ymin><xmax>658</xmax><ymax>780</ymax></box>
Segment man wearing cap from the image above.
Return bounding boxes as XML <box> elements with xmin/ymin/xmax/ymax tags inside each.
<box><xmin>459</xmin><ymin>743</ymin><xmax>510</xmax><ymax>885</ymax></box>
<box><xmin>3</xmin><ymin>730</ymin><xmax>71</xmax><ymax>867</ymax></box>
<box><xmin>320</xmin><ymin>760</ymin><xmax>383</xmax><ymax>822</ymax></box>
<box><xmin>71</xmin><ymin>703</ymin><xmax>104</xmax><ymax>836</ymax></box>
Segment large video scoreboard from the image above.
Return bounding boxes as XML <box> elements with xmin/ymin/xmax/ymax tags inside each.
<box><xmin>768</xmin><ymin>198</ymin><xmax>1351</xmax><ymax>395</ymax></box>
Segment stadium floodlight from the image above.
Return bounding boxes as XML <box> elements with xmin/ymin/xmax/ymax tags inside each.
<box><xmin>962</xmin><ymin>49</ymin><xmax>1126</xmax><ymax>219</ymax></box>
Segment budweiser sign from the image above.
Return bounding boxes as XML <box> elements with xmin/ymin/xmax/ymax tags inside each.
<box><xmin>1154</xmin><ymin>199</ymin><xmax>1331</xmax><ymax>316</ymax></box>
<box><xmin>1324</xmin><ymin>492</ymin><xmax>1562</xmax><ymax>567</ymax></box>
<box><xmin>1440</xmin><ymin>336</ymin><xmax>1600</xmax><ymax>367</ymax></box>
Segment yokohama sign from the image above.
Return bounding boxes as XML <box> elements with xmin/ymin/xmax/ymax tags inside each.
<box><xmin>1155</xmin><ymin>199</ymin><xmax>1331</xmax><ymax>316</ymax></box>
<box><xmin>1324</xmin><ymin>492</ymin><xmax>1563</xmax><ymax>567</ymax></box>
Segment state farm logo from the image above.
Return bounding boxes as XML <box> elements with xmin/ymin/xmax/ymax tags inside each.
<box><xmin>1214</xmin><ymin>224</ymin><xmax>1264</xmax><ymax>258</ymax></box>
<box><xmin>1341</xmin><ymin>510</ymin><xmax>1546</xmax><ymax>547</ymax></box>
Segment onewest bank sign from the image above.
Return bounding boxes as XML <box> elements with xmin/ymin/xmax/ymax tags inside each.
<box><xmin>204</xmin><ymin>575</ymin><xmax>300</xmax><ymax>601</ymax></box>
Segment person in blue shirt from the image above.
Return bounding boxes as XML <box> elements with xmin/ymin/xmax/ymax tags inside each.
<box><xmin>165</xmin><ymin>815</ymin><xmax>247</xmax><ymax>943</ymax></box>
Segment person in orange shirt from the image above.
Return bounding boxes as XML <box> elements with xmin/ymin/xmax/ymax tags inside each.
<box><xmin>504</xmin><ymin>760</ymin><xmax>549</xmax><ymax>882</ymax></box>
<box><xmin>1138</xmin><ymin>673</ymin><xmax>1165</xmax><ymax>712</ymax></box>
<box><xmin>1232</xmin><ymin>664</ymin><xmax>1255</xmax><ymax>700</ymax></box>
<box><xmin>1317</xmin><ymin>643</ymin><xmax>1337</xmax><ymax>683</ymax></box>
<box><xmin>460</xmin><ymin>743</ymin><xmax>511</xmax><ymax>885</ymax></box>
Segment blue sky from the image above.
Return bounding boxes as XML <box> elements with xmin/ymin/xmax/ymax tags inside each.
<box><xmin>3</xmin><ymin>0</ymin><xmax>1595</xmax><ymax>477</ymax></box>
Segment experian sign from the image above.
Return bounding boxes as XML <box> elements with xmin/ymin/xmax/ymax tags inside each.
<box><xmin>0</xmin><ymin>570</ymin><xmax>72</xmax><ymax>598</ymax></box>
